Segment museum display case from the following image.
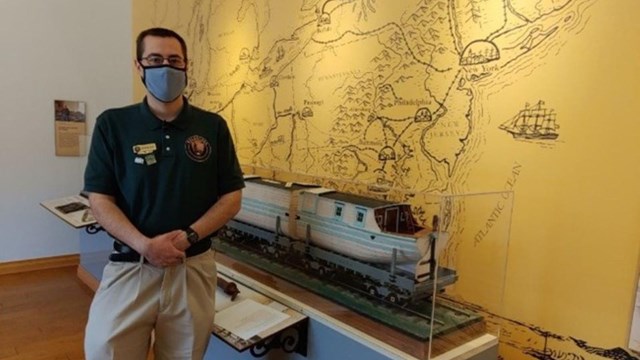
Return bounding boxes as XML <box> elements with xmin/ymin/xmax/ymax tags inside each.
<box><xmin>211</xmin><ymin>165</ymin><xmax>512</xmax><ymax>359</ymax></box>
<box><xmin>429</xmin><ymin>190</ymin><xmax>512</xmax><ymax>359</ymax></box>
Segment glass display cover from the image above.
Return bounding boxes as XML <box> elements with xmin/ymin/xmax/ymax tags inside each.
<box><xmin>213</xmin><ymin>165</ymin><xmax>511</xmax><ymax>359</ymax></box>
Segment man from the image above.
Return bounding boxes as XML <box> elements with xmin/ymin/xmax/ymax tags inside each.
<box><xmin>83</xmin><ymin>27</ymin><xmax>244</xmax><ymax>359</ymax></box>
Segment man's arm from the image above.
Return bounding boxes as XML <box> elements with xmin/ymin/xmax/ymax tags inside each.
<box><xmin>88</xmin><ymin>192</ymin><xmax>186</xmax><ymax>267</ymax></box>
<box><xmin>174</xmin><ymin>189</ymin><xmax>242</xmax><ymax>250</ymax></box>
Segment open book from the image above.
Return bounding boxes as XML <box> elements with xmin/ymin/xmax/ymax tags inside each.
<box><xmin>213</xmin><ymin>273</ymin><xmax>306</xmax><ymax>352</ymax></box>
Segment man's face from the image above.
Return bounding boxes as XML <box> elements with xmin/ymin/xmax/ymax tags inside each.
<box><xmin>135</xmin><ymin>35</ymin><xmax>186</xmax><ymax>76</ymax></box>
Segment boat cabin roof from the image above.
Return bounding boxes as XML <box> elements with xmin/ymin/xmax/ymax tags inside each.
<box><xmin>245</xmin><ymin>177</ymin><xmax>320</xmax><ymax>191</ymax></box>
<box><xmin>245</xmin><ymin>176</ymin><xmax>406</xmax><ymax>210</ymax></box>
<box><xmin>319</xmin><ymin>191</ymin><xmax>397</xmax><ymax>209</ymax></box>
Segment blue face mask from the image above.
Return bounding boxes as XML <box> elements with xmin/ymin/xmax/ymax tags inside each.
<box><xmin>142</xmin><ymin>65</ymin><xmax>187</xmax><ymax>103</ymax></box>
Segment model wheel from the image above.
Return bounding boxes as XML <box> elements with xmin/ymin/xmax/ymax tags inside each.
<box><xmin>387</xmin><ymin>293</ymin><xmax>409</xmax><ymax>307</ymax></box>
<box><xmin>367</xmin><ymin>286</ymin><xmax>379</xmax><ymax>297</ymax></box>
<box><xmin>387</xmin><ymin>293</ymin><xmax>400</xmax><ymax>304</ymax></box>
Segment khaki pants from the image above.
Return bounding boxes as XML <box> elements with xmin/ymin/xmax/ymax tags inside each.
<box><xmin>85</xmin><ymin>250</ymin><xmax>217</xmax><ymax>360</ymax></box>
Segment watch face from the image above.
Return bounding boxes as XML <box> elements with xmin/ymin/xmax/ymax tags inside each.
<box><xmin>186</xmin><ymin>229</ymin><xmax>198</xmax><ymax>244</ymax></box>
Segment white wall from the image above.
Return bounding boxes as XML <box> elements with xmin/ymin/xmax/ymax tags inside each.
<box><xmin>0</xmin><ymin>0</ymin><xmax>132</xmax><ymax>261</ymax></box>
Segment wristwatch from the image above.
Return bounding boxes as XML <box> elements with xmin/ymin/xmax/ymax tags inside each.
<box><xmin>184</xmin><ymin>227</ymin><xmax>200</xmax><ymax>245</ymax></box>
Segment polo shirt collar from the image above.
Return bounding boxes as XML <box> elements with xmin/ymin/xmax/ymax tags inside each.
<box><xmin>140</xmin><ymin>96</ymin><xmax>191</xmax><ymax>130</ymax></box>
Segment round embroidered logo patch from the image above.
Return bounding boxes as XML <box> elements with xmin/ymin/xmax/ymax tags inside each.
<box><xmin>185</xmin><ymin>135</ymin><xmax>211</xmax><ymax>162</ymax></box>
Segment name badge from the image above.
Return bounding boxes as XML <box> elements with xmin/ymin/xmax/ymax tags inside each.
<box><xmin>132</xmin><ymin>143</ymin><xmax>157</xmax><ymax>155</ymax></box>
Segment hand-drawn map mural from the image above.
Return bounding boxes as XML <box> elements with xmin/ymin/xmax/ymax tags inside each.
<box><xmin>167</xmin><ymin>0</ymin><xmax>589</xmax><ymax>194</ymax></box>
<box><xmin>133</xmin><ymin>0</ymin><xmax>640</xmax><ymax>359</ymax></box>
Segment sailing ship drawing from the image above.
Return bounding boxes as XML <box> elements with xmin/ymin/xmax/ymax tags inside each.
<box><xmin>499</xmin><ymin>101</ymin><xmax>559</xmax><ymax>140</ymax></box>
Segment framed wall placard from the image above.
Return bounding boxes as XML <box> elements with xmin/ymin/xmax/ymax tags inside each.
<box><xmin>54</xmin><ymin>100</ymin><xmax>86</xmax><ymax>156</ymax></box>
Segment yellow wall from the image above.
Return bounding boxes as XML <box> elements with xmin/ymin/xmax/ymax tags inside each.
<box><xmin>133</xmin><ymin>0</ymin><xmax>640</xmax><ymax>357</ymax></box>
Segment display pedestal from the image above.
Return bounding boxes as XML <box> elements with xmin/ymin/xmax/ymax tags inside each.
<box><xmin>71</xmin><ymin>231</ymin><xmax>497</xmax><ymax>360</ymax></box>
<box><xmin>215</xmin><ymin>252</ymin><xmax>498</xmax><ymax>360</ymax></box>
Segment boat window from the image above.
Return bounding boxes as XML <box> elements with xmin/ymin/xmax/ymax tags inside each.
<box><xmin>355</xmin><ymin>207</ymin><xmax>366</xmax><ymax>227</ymax></box>
<box><xmin>376</xmin><ymin>205</ymin><xmax>423</xmax><ymax>234</ymax></box>
<box><xmin>334</xmin><ymin>202</ymin><xmax>344</xmax><ymax>220</ymax></box>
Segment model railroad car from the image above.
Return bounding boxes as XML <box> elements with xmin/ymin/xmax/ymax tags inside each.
<box><xmin>220</xmin><ymin>175</ymin><xmax>457</xmax><ymax>305</ymax></box>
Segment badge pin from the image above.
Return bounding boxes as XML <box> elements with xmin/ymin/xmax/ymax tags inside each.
<box><xmin>134</xmin><ymin>157</ymin><xmax>144</xmax><ymax>165</ymax></box>
<box><xmin>144</xmin><ymin>154</ymin><xmax>157</xmax><ymax>165</ymax></box>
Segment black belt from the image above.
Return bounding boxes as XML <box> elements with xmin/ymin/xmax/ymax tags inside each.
<box><xmin>109</xmin><ymin>237</ymin><xmax>212</xmax><ymax>262</ymax></box>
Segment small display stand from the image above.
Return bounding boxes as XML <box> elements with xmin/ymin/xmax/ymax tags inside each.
<box><xmin>213</xmin><ymin>273</ymin><xmax>308</xmax><ymax>356</ymax></box>
<box><xmin>40</xmin><ymin>194</ymin><xmax>97</xmax><ymax>228</ymax></box>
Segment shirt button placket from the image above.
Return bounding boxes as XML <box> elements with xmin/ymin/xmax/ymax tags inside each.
<box><xmin>162</xmin><ymin>132</ymin><xmax>174</xmax><ymax>157</ymax></box>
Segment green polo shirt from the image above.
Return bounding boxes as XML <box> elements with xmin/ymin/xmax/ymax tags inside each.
<box><xmin>84</xmin><ymin>98</ymin><xmax>245</xmax><ymax>237</ymax></box>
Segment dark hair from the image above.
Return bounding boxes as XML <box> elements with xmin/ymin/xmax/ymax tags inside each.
<box><xmin>136</xmin><ymin>27</ymin><xmax>187</xmax><ymax>62</ymax></box>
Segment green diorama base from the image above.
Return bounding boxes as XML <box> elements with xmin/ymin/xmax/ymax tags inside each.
<box><xmin>213</xmin><ymin>238</ymin><xmax>482</xmax><ymax>341</ymax></box>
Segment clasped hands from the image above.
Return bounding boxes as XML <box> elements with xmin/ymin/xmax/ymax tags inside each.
<box><xmin>140</xmin><ymin>230</ymin><xmax>190</xmax><ymax>268</ymax></box>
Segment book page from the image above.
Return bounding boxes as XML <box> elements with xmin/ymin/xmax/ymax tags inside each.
<box><xmin>215</xmin><ymin>298</ymin><xmax>289</xmax><ymax>340</ymax></box>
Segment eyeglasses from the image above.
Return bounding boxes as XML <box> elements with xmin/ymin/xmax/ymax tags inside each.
<box><xmin>140</xmin><ymin>55</ymin><xmax>186</xmax><ymax>68</ymax></box>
